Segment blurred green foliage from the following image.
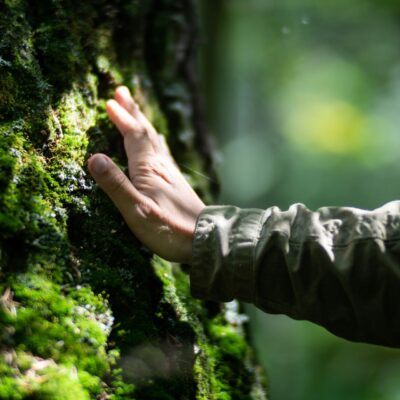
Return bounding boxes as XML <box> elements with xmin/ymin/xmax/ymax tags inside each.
<box><xmin>204</xmin><ymin>0</ymin><xmax>400</xmax><ymax>399</ymax></box>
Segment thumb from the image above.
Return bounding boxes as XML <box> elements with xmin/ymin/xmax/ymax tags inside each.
<box><xmin>88</xmin><ymin>153</ymin><xmax>143</xmax><ymax>220</ymax></box>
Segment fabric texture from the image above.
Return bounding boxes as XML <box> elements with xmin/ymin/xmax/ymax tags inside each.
<box><xmin>190</xmin><ymin>202</ymin><xmax>400</xmax><ymax>347</ymax></box>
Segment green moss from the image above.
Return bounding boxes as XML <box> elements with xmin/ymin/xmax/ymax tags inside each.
<box><xmin>0</xmin><ymin>0</ymin><xmax>267</xmax><ymax>398</ymax></box>
<box><xmin>0</xmin><ymin>72</ymin><xmax>18</xmax><ymax>112</ymax></box>
<box><xmin>155</xmin><ymin>259</ymin><xmax>268</xmax><ymax>400</ymax></box>
<box><xmin>0</xmin><ymin>353</ymin><xmax>93</xmax><ymax>400</ymax></box>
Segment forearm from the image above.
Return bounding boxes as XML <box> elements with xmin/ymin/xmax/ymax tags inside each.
<box><xmin>190</xmin><ymin>202</ymin><xmax>400</xmax><ymax>347</ymax></box>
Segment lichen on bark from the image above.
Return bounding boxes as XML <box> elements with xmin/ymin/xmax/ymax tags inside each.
<box><xmin>0</xmin><ymin>0</ymin><xmax>268</xmax><ymax>398</ymax></box>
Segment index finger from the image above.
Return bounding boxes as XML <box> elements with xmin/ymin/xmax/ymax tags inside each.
<box><xmin>106</xmin><ymin>99</ymin><xmax>155</xmax><ymax>159</ymax></box>
<box><xmin>114</xmin><ymin>86</ymin><xmax>161</xmax><ymax>150</ymax></box>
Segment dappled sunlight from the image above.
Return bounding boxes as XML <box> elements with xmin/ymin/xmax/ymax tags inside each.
<box><xmin>276</xmin><ymin>52</ymin><xmax>400</xmax><ymax>162</ymax></box>
<box><xmin>284</xmin><ymin>99</ymin><xmax>366</xmax><ymax>155</ymax></box>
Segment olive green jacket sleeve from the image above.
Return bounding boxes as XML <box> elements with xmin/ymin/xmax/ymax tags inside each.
<box><xmin>190</xmin><ymin>202</ymin><xmax>400</xmax><ymax>347</ymax></box>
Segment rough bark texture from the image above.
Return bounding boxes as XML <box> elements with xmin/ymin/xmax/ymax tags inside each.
<box><xmin>0</xmin><ymin>0</ymin><xmax>267</xmax><ymax>398</ymax></box>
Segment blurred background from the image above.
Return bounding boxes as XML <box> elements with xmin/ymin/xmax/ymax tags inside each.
<box><xmin>201</xmin><ymin>0</ymin><xmax>400</xmax><ymax>399</ymax></box>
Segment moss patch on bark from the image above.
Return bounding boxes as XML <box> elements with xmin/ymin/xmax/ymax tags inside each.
<box><xmin>0</xmin><ymin>0</ymin><xmax>267</xmax><ymax>398</ymax></box>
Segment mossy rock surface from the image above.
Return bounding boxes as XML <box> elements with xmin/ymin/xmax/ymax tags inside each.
<box><xmin>0</xmin><ymin>0</ymin><xmax>267</xmax><ymax>398</ymax></box>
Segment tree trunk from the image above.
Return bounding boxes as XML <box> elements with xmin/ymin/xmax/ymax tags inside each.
<box><xmin>0</xmin><ymin>0</ymin><xmax>267</xmax><ymax>398</ymax></box>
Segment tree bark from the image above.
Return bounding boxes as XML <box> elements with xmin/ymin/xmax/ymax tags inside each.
<box><xmin>0</xmin><ymin>0</ymin><xmax>267</xmax><ymax>398</ymax></box>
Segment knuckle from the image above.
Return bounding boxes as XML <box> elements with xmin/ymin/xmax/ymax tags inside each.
<box><xmin>132</xmin><ymin>158</ymin><xmax>158</xmax><ymax>176</ymax></box>
<box><xmin>132</xmin><ymin>175</ymin><xmax>151</xmax><ymax>192</ymax></box>
<box><xmin>134</xmin><ymin>201</ymin><xmax>154</xmax><ymax>220</ymax></box>
<box><xmin>127</xmin><ymin>124</ymin><xmax>147</xmax><ymax>138</ymax></box>
<box><xmin>136</xmin><ymin>161</ymin><xmax>153</xmax><ymax>176</ymax></box>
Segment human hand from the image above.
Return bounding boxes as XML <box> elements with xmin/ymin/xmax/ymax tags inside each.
<box><xmin>88</xmin><ymin>86</ymin><xmax>205</xmax><ymax>263</ymax></box>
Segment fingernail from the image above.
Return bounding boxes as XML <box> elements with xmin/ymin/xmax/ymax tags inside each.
<box><xmin>90</xmin><ymin>155</ymin><xmax>109</xmax><ymax>175</ymax></box>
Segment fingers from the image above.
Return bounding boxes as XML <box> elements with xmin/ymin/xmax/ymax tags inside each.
<box><xmin>106</xmin><ymin>99</ymin><xmax>141</xmax><ymax>136</ymax></box>
<box><xmin>88</xmin><ymin>153</ymin><xmax>146</xmax><ymax>222</ymax></box>
<box><xmin>106</xmin><ymin>100</ymin><xmax>154</xmax><ymax>159</ymax></box>
<box><xmin>114</xmin><ymin>86</ymin><xmax>140</xmax><ymax>118</ymax></box>
<box><xmin>114</xmin><ymin>86</ymin><xmax>160</xmax><ymax>149</ymax></box>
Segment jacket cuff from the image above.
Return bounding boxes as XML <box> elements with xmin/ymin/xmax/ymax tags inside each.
<box><xmin>190</xmin><ymin>205</ymin><xmax>266</xmax><ymax>303</ymax></box>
